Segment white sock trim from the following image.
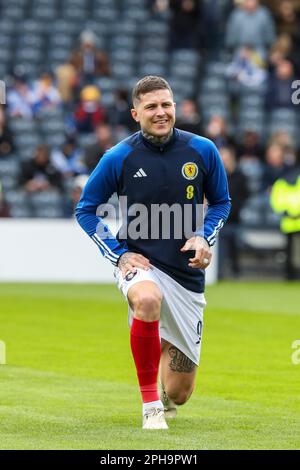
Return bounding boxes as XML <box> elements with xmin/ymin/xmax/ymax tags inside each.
<box><xmin>143</xmin><ymin>400</ymin><xmax>163</xmax><ymax>414</ymax></box>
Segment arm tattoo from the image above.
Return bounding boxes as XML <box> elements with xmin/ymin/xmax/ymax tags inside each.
<box><xmin>117</xmin><ymin>252</ymin><xmax>133</xmax><ymax>270</ymax></box>
<box><xmin>168</xmin><ymin>346</ymin><xmax>196</xmax><ymax>373</ymax></box>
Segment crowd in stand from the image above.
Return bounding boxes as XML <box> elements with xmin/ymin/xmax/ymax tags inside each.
<box><xmin>0</xmin><ymin>0</ymin><xmax>299</xmax><ymax>235</ymax></box>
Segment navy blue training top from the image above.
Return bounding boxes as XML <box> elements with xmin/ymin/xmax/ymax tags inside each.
<box><xmin>76</xmin><ymin>128</ymin><xmax>231</xmax><ymax>293</ymax></box>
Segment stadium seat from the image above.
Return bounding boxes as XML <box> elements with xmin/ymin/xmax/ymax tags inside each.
<box><xmin>95</xmin><ymin>77</ymin><xmax>117</xmax><ymax>93</ymax></box>
<box><xmin>18</xmin><ymin>34</ymin><xmax>44</xmax><ymax>49</ymax></box>
<box><xmin>15</xmin><ymin>48</ymin><xmax>43</xmax><ymax>64</ymax></box>
<box><xmin>139</xmin><ymin>63</ymin><xmax>167</xmax><ymax>77</ymax></box>
<box><xmin>200</xmin><ymin>77</ymin><xmax>227</xmax><ymax>94</ymax></box>
<box><xmin>142</xmin><ymin>36</ymin><xmax>169</xmax><ymax>50</ymax></box>
<box><xmin>2</xmin><ymin>5</ymin><xmax>25</xmax><ymax>20</ymax></box>
<box><xmin>239</xmin><ymin>159</ymin><xmax>264</xmax><ymax>193</ymax></box>
<box><xmin>92</xmin><ymin>7</ymin><xmax>118</xmax><ymax>22</ymax></box>
<box><xmin>168</xmin><ymin>78</ymin><xmax>195</xmax><ymax>96</ymax></box>
<box><xmin>205</xmin><ymin>62</ymin><xmax>227</xmax><ymax>78</ymax></box>
<box><xmin>201</xmin><ymin>106</ymin><xmax>230</xmax><ymax>123</ymax></box>
<box><xmin>0</xmin><ymin>35</ymin><xmax>13</xmax><ymax>49</ymax></box>
<box><xmin>240</xmin><ymin>94</ymin><xmax>265</xmax><ymax>109</ymax></box>
<box><xmin>19</xmin><ymin>19</ymin><xmax>46</xmax><ymax>34</ymax></box>
<box><xmin>10</xmin><ymin>206</ymin><xmax>33</xmax><ymax>218</ymax></box>
<box><xmin>29</xmin><ymin>191</ymin><xmax>65</xmax><ymax>218</ymax></box>
<box><xmin>112</xmin><ymin>63</ymin><xmax>135</xmax><ymax>79</ymax></box>
<box><xmin>29</xmin><ymin>190</ymin><xmax>63</xmax><ymax>206</ymax></box>
<box><xmin>198</xmin><ymin>92</ymin><xmax>229</xmax><ymax>109</ymax></box>
<box><xmin>0</xmin><ymin>158</ymin><xmax>20</xmax><ymax>191</ymax></box>
<box><xmin>110</xmin><ymin>36</ymin><xmax>136</xmax><ymax>51</ymax></box>
<box><xmin>38</xmin><ymin>108</ymin><xmax>65</xmax><ymax>121</ymax></box>
<box><xmin>171</xmin><ymin>50</ymin><xmax>200</xmax><ymax>65</ymax></box>
<box><xmin>62</xmin><ymin>7</ymin><xmax>88</xmax><ymax>22</ymax></box>
<box><xmin>48</xmin><ymin>48</ymin><xmax>71</xmax><ymax>63</ymax></box>
<box><xmin>51</xmin><ymin>19</ymin><xmax>83</xmax><ymax>36</ymax></box>
<box><xmin>100</xmin><ymin>92</ymin><xmax>115</xmax><ymax>107</ymax></box>
<box><xmin>31</xmin><ymin>6</ymin><xmax>57</xmax><ymax>21</ymax></box>
<box><xmin>0</xmin><ymin>20</ymin><xmax>16</xmax><ymax>34</ymax></box>
<box><xmin>116</xmin><ymin>20</ymin><xmax>138</xmax><ymax>36</ymax></box>
<box><xmin>143</xmin><ymin>21</ymin><xmax>169</xmax><ymax>36</ymax></box>
<box><xmin>240</xmin><ymin>195</ymin><xmax>266</xmax><ymax>226</ymax></box>
<box><xmin>139</xmin><ymin>50</ymin><xmax>168</xmax><ymax>66</ymax></box>
<box><xmin>34</xmin><ymin>206</ymin><xmax>65</xmax><ymax>218</ymax></box>
<box><xmin>5</xmin><ymin>190</ymin><xmax>33</xmax><ymax>218</ymax></box>
<box><xmin>15</xmin><ymin>133</ymin><xmax>41</xmax><ymax>150</ymax></box>
<box><xmin>0</xmin><ymin>49</ymin><xmax>11</xmax><ymax>64</ymax></box>
<box><xmin>7</xmin><ymin>0</ymin><xmax>27</xmax><ymax>5</ymax></box>
<box><xmin>39</xmin><ymin>118</ymin><xmax>65</xmax><ymax>134</ymax></box>
<box><xmin>44</xmin><ymin>133</ymin><xmax>66</xmax><ymax>148</ymax></box>
<box><xmin>123</xmin><ymin>9</ymin><xmax>149</xmax><ymax>22</ymax></box>
<box><xmin>93</xmin><ymin>0</ymin><xmax>118</xmax><ymax>5</ymax></box>
<box><xmin>49</xmin><ymin>34</ymin><xmax>74</xmax><ymax>49</ymax></box>
<box><xmin>169</xmin><ymin>63</ymin><xmax>198</xmax><ymax>79</ymax></box>
<box><xmin>111</xmin><ymin>49</ymin><xmax>136</xmax><ymax>65</ymax></box>
<box><xmin>9</xmin><ymin>118</ymin><xmax>37</xmax><ymax>133</ymax></box>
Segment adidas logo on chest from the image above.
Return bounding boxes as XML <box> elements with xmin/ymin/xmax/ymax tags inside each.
<box><xmin>134</xmin><ymin>168</ymin><xmax>147</xmax><ymax>178</ymax></box>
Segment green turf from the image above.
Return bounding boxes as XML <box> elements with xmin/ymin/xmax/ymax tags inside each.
<box><xmin>0</xmin><ymin>281</ymin><xmax>299</xmax><ymax>450</ymax></box>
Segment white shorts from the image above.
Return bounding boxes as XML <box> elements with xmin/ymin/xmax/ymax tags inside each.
<box><xmin>114</xmin><ymin>266</ymin><xmax>206</xmax><ymax>366</ymax></box>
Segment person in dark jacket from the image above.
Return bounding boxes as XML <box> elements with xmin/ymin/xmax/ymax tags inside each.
<box><xmin>19</xmin><ymin>144</ymin><xmax>63</xmax><ymax>193</ymax></box>
<box><xmin>219</xmin><ymin>146</ymin><xmax>249</xmax><ymax>277</ymax></box>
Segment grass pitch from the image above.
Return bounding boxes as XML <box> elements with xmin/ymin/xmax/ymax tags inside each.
<box><xmin>0</xmin><ymin>281</ymin><xmax>299</xmax><ymax>450</ymax></box>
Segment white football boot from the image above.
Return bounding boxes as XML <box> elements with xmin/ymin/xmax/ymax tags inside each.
<box><xmin>142</xmin><ymin>407</ymin><xmax>169</xmax><ymax>430</ymax></box>
<box><xmin>159</xmin><ymin>382</ymin><xmax>178</xmax><ymax>419</ymax></box>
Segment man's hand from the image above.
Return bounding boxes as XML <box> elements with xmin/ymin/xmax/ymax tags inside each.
<box><xmin>117</xmin><ymin>252</ymin><xmax>151</xmax><ymax>278</ymax></box>
<box><xmin>180</xmin><ymin>236</ymin><xmax>212</xmax><ymax>269</ymax></box>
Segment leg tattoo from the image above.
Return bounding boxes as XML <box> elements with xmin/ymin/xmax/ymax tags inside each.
<box><xmin>168</xmin><ymin>346</ymin><xmax>196</xmax><ymax>373</ymax></box>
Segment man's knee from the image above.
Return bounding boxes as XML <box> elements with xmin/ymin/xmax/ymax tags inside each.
<box><xmin>167</xmin><ymin>385</ymin><xmax>194</xmax><ymax>406</ymax></box>
<box><xmin>129</xmin><ymin>285</ymin><xmax>162</xmax><ymax>322</ymax></box>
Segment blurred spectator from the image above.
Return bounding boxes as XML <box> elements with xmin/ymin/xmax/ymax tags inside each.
<box><xmin>55</xmin><ymin>62</ymin><xmax>78</xmax><ymax>105</ymax></box>
<box><xmin>51</xmin><ymin>137</ymin><xmax>87</xmax><ymax>178</ymax></box>
<box><xmin>237</xmin><ymin>130</ymin><xmax>264</xmax><ymax>160</ymax></box>
<box><xmin>148</xmin><ymin>0</ymin><xmax>169</xmax><ymax>15</ymax></box>
<box><xmin>265</xmin><ymin>59</ymin><xmax>296</xmax><ymax>109</ymax></box>
<box><xmin>169</xmin><ymin>0</ymin><xmax>201</xmax><ymax>50</ymax></box>
<box><xmin>219</xmin><ymin>146</ymin><xmax>249</xmax><ymax>277</ymax></box>
<box><xmin>205</xmin><ymin>115</ymin><xmax>235</xmax><ymax>149</ymax></box>
<box><xmin>276</xmin><ymin>0</ymin><xmax>300</xmax><ymax>41</ymax></box>
<box><xmin>269</xmin><ymin>130</ymin><xmax>297</xmax><ymax>166</ymax></box>
<box><xmin>108</xmin><ymin>89</ymin><xmax>138</xmax><ymax>133</ymax></box>
<box><xmin>226</xmin><ymin>46</ymin><xmax>267</xmax><ymax>87</ymax></box>
<box><xmin>0</xmin><ymin>106</ymin><xmax>14</xmax><ymax>157</ymax></box>
<box><xmin>67</xmin><ymin>174</ymin><xmax>89</xmax><ymax>217</ymax></box>
<box><xmin>262</xmin><ymin>143</ymin><xmax>290</xmax><ymax>189</ymax></box>
<box><xmin>84</xmin><ymin>123</ymin><xmax>114</xmax><ymax>172</ymax></box>
<box><xmin>269</xmin><ymin>33</ymin><xmax>293</xmax><ymax>67</ymax></box>
<box><xmin>31</xmin><ymin>72</ymin><xmax>61</xmax><ymax>117</ymax></box>
<box><xmin>226</xmin><ymin>0</ymin><xmax>276</xmax><ymax>56</ymax></box>
<box><xmin>74</xmin><ymin>85</ymin><xmax>106</xmax><ymax>134</ymax></box>
<box><xmin>19</xmin><ymin>144</ymin><xmax>63</xmax><ymax>193</ymax></box>
<box><xmin>200</xmin><ymin>0</ymin><xmax>234</xmax><ymax>55</ymax></box>
<box><xmin>176</xmin><ymin>98</ymin><xmax>202</xmax><ymax>135</ymax></box>
<box><xmin>7</xmin><ymin>73</ymin><xmax>33</xmax><ymax>118</ymax></box>
<box><xmin>0</xmin><ymin>181</ymin><xmax>10</xmax><ymax>217</ymax></box>
<box><xmin>69</xmin><ymin>30</ymin><xmax>111</xmax><ymax>83</ymax></box>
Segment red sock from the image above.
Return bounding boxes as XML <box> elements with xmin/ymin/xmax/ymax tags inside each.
<box><xmin>130</xmin><ymin>318</ymin><xmax>161</xmax><ymax>403</ymax></box>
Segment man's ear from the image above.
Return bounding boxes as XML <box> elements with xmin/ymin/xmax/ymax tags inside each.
<box><xmin>131</xmin><ymin>108</ymin><xmax>139</xmax><ymax>122</ymax></box>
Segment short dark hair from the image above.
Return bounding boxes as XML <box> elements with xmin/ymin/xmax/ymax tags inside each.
<box><xmin>132</xmin><ymin>76</ymin><xmax>173</xmax><ymax>106</ymax></box>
